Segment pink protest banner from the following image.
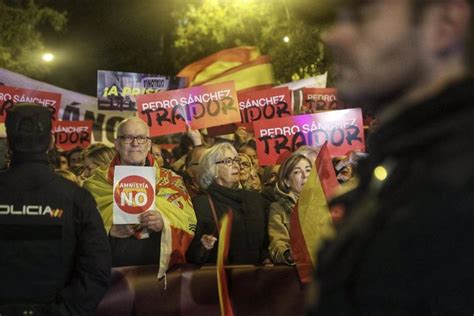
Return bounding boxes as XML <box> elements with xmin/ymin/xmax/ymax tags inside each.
<box><xmin>53</xmin><ymin>120</ymin><xmax>93</xmax><ymax>151</ymax></box>
<box><xmin>136</xmin><ymin>81</ymin><xmax>240</xmax><ymax>136</ymax></box>
<box><xmin>0</xmin><ymin>85</ymin><xmax>62</xmax><ymax>123</ymax></box>
<box><xmin>237</xmin><ymin>86</ymin><xmax>292</xmax><ymax>130</ymax></box>
<box><xmin>254</xmin><ymin>108</ymin><xmax>365</xmax><ymax>166</ymax></box>
<box><xmin>299</xmin><ymin>88</ymin><xmax>345</xmax><ymax>113</ymax></box>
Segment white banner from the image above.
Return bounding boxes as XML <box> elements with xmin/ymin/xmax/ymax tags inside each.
<box><xmin>0</xmin><ymin>68</ymin><xmax>131</xmax><ymax>146</ymax></box>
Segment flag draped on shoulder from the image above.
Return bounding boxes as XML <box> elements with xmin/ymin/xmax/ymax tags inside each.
<box><xmin>83</xmin><ymin>153</ymin><xmax>196</xmax><ymax>278</ymax></box>
<box><xmin>290</xmin><ymin>143</ymin><xmax>338</xmax><ymax>283</ymax></box>
<box><xmin>177</xmin><ymin>46</ymin><xmax>275</xmax><ymax>93</ymax></box>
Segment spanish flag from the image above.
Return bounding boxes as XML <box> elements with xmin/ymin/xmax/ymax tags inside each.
<box><xmin>290</xmin><ymin>143</ymin><xmax>338</xmax><ymax>283</ymax></box>
<box><xmin>177</xmin><ymin>46</ymin><xmax>275</xmax><ymax>93</ymax></box>
<box><xmin>216</xmin><ymin>211</ymin><xmax>234</xmax><ymax>316</ymax></box>
<box><xmin>83</xmin><ymin>153</ymin><xmax>196</xmax><ymax>279</ymax></box>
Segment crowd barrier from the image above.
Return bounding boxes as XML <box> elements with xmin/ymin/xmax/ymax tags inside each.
<box><xmin>97</xmin><ymin>264</ymin><xmax>308</xmax><ymax>316</ymax></box>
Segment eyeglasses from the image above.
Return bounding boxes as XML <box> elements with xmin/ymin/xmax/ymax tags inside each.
<box><xmin>240</xmin><ymin>161</ymin><xmax>251</xmax><ymax>169</ymax></box>
<box><xmin>118</xmin><ymin>135</ymin><xmax>151</xmax><ymax>144</ymax></box>
<box><xmin>216</xmin><ymin>157</ymin><xmax>241</xmax><ymax>167</ymax></box>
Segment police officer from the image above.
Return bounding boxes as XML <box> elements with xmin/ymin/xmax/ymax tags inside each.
<box><xmin>0</xmin><ymin>103</ymin><xmax>111</xmax><ymax>315</ymax></box>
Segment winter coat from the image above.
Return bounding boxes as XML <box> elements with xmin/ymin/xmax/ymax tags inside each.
<box><xmin>268</xmin><ymin>184</ymin><xmax>298</xmax><ymax>265</ymax></box>
<box><xmin>0</xmin><ymin>153</ymin><xmax>111</xmax><ymax>315</ymax></box>
<box><xmin>311</xmin><ymin>79</ymin><xmax>474</xmax><ymax>315</ymax></box>
<box><xmin>187</xmin><ymin>182</ymin><xmax>269</xmax><ymax>264</ymax></box>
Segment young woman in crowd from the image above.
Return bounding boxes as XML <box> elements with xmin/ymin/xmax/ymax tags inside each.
<box><xmin>186</xmin><ymin>142</ymin><xmax>270</xmax><ymax>264</ymax></box>
<box><xmin>268</xmin><ymin>153</ymin><xmax>312</xmax><ymax>265</ymax></box>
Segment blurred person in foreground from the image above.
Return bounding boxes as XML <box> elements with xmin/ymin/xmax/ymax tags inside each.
<box><xmin>0</xmin><ymin>103</ymin><xmax>110</xmax><ymax>315</ymax></box>
<box><xmin>83</xmin><ymin>117</ymin><xmax>196</xmax><ymax>275</ymax></box>
<box><xmin>296</xmin><ymin>0</ymin><xmax>474</xmax><ymax>314</ymax></box>
<box><xmin>186</xmin><ymin>142</ymin><xmax>270</xmax><ymax>264</ymax></box>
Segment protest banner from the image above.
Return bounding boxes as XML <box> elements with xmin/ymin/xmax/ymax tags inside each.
<box><xmin>53</xmin><ymin>120</ymin><xmax>93</xmax><ymax>151</ymax></box>
<box><xmin>237</xmin><ymin>86</ymin><xmax>292</xmax><ymax>130</ymax></box>
<box><xmin>254</xmin><ymin>108</ymin><xmax>365</xmax><ymax>166</ymax></box>
<box><xmin>280</xmin><ymin>73</ymin><xmax>328</xmax><ymax>115</ymax></box>
<box><xmin>300</xmin><ymin>88</ymin><xmax>344</xmax><ymax>113</ymax></box>
<box><xmin>136</xmin><ymin>81</ymin><xmax>241</xmax><ymax>137</ymax></box>
<box><xmin>113</xmin><ymin>166</ymin><xmax>156</xmax><ymax>225</ymax></box>
<box><xmin>0</xmin><ymin>85</ymin><xmax>61</xmax><ymax>123</ymax></box>
<box><xmin>97</xmin><ymin>70</ymin><xmax>186</xmax><ymax>111</ymax></box>
<box><xmin>0</xmin><ymin>68</ymin><xmax>130</xmax><ymax>146</ymax></box>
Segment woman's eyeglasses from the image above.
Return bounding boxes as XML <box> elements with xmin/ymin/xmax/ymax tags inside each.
<box><xmin>118</xmin><ymin>135</ymin><xmax>151</xmax><ymax>144</ymax></box>
<box><xmin>240</xmin><ymin>161</ymin><xmax>251</xmax><ymax>169</ymax></box>
<box><xmin>215</xmin><ymin>157</ymin><xmax>241</xmax><ymax>167</ymax></box>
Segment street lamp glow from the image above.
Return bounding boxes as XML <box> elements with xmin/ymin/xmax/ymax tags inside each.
<box><xmin>42</xmin><ymin>53</ymin><xmax>54</xmax><ymax>62</ymax></box>
<box><xmin>283</xmin><ymin>36</ymin><xmax>290</xmax><ymax>43</ymax></box>
<box><xmin>374</xmin><ymin>166</ymin><xmax>388</xmax><ymax>181</ymax></box>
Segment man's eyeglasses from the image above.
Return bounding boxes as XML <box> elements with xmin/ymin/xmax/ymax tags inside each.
<box><xmin>118</xmin><ymin>135</ymin><xmax>151</xmax><ymax>144</ymax></box>
<box><xmin>215</xmin><ymin>157</ymin><xmax>241</xmax><ymax>167</ymax></box>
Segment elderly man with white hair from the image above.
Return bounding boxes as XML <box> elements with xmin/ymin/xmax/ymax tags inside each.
<box><xmin>84</xmin><ymin>117</ymin><xmax>196</xmax><ymax>278</ymax></box>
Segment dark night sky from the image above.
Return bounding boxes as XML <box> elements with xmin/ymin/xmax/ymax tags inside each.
<box><xmin>39</xmin><ymin>0</ymin><xmax>183</xmax><ymax>96</ymax></box>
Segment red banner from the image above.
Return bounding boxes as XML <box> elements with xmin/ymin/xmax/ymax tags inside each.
<box><xmin>237</xmin><ymin>87</ymin><xmax>292</xmax><ymax>130</ymax></box>
<box><xmin>300</xmin><ymin>88</ymin><xmax>344</xmax><ymax>113</ymax></box>
<box><xmin>136</xmin><ymin>81</ymin><xmax>240</xmax><ymax>136</ymax></box>
<box><xmin>0</xmin><ymin>85</ymin><xmax>62</xmax><ymax>123</ymax></box>
<box><xmin>53</xmin><ymin>120</ymin><xmax>93</xmax><ymax>151</ymax></box>
<box><xmin>254</xmin><ymin>109</ymin><xmax>365</xmax><ymax>166</ymax></box>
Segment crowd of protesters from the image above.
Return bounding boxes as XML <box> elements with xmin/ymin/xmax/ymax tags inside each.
<box><xmin>1</xmin><ymin>0</ymin><xmax>472</xmax><ymax>313</ymax></box>
<box><xmin>0</xmin><ymin>118</ymin><xmax>359</xmax><ymax>271</ymax></box>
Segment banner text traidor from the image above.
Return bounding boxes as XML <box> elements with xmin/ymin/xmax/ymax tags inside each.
<box><xmin>136</xmin><ymin>81</ymin><xmax>241</xmax><ymax>136</ymax></box>
<box><xmin>53</xmin><ymin>120</ymin><xmax>93</xmax><ymax>151</ymax></box>
<box><xmin>253</xmin><ymin>108</ymin><xmax>365</xmax><ymax>165</ymax></box>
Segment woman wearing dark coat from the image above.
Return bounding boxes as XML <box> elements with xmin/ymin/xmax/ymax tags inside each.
<box><xmin>186</xmin><ymin>142</ymin><xmax>269</xmax><ymax>264</ymax></box>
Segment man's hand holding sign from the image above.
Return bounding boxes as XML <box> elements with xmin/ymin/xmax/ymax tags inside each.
<box><xmin>139</xmin><ymin>210</ymin><xmax>164</xmax><ymax>232</ymax></box>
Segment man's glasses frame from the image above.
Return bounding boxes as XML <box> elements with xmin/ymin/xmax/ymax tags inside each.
<box><xmin>118</xmin><ymin>135</ymin><xmax>151</xmax><ymax>144</ymax></box>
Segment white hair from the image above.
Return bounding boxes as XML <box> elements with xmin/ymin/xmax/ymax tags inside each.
<box><xmin>198</xmin><ymin>142</ymin><xmax>238</xmax><ymax>190</ymax></box>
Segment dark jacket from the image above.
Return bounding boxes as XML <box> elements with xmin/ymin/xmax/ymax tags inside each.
<box><xmin>311</xmin><ymin>78</ymin><xmax>474</xmax><ymax>315</ymax></box>
<box><xmin>187</xmin><ymin>182</ymin><xmax>269</xmax><ymax>264</ymax></box>
<box><xmin>0</xmin><ymin>153</ymin><xmax>111</xmax><ymax>316</ymax></box>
